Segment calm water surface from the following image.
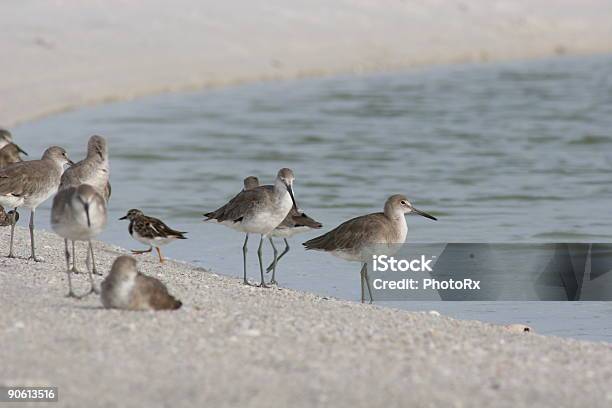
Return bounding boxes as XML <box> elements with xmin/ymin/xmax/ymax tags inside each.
<box><xmin>14</xmin><ymin>54</ymin><xmax>612</xmax><ymax>341</ymax></box>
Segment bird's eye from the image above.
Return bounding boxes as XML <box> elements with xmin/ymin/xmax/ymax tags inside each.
<box><xmin>401</xmin><ymin>201</ymin><xmax>407</xmax><ymax>206</ymax></box>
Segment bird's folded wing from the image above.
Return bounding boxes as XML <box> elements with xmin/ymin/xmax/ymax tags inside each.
<box><xmin>304</xmin><ymin>213</ymin><xmax>386</xmax><ymax>251</ymax></box>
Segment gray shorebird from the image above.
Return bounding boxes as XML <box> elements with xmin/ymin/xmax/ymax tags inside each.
<box><xmin>242</xmin><ymin>176</ymin><xmax>322</xmax><ymax>284</ymax></box>
<box><xmin>0</xmin><ymin>146</ymin><xmax>73</xmax><ymax>261</ymax></box>
<box><xmin>0</xmin><ymin>129</ymin><xmax>13</xmax><ymax>149</ymax></box>
<box><xmin>0</xmin><ymin>131</ymin><xmax>27</xmax><ymax>222</ymax></box>
<box><xmin>51</xmin><ymin>184</ymin><xmax>107</xmax><ymax>298</ymax></box>
<box><xmin>0</xmin><ymin>143</ymin><xmax>28</xmax><ymax>168</ymax></box>
<box><xmin>203</xmin><ymin>168</ymin><xmax>298</xmax><ymax>287</ymax></box>
<box><xmin>119</xmin><ymin>209</ymin><xmax>187</xmax><ymax>263</ymax></box>
<box><xmin>303</xmin><ymin>194</ymin><xmax>437</xmax><ymax>303</ymax></box>
<box><xmin>59</xmin><ymin>135</ymin><xmax>111</xmax><ymax>273</ymax></box>
<box><xmin>101</xmin><ymin>256</ymin><xmax>182</xmax><ymax>311</ymax></box>
<box><xmin>59</xmin><ymin>135</ymin><xmax>111</xmax><ymax>201</ymax></box>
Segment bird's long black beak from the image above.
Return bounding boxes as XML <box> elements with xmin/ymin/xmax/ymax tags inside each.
<box><xmin>119</xmin><ymin>215</ymin><xmax>128</xmax><ymax>220</ymax></box>
<box><xmin>412</xmin><ymin>207</ymin><xmax>437</xmax><ymax>221</ymax></box>
<box><xmin>286</xmin><ymin>184</ymin><xmax>298</xmax><ymax>212</ymax></box>
<box><xmin>67</xmin><ymin>158</ymin><xmax>75</xmax><ymax>166</ymax></box>
<box><xmin>15</xmin><ymin>144</ymin><xmax>28</xmax><ymax>156</ymax></box>
<box><xmin>84</xmin><ymin>203</ymin><xmax>91</xmax><ymax>227</ymax></box>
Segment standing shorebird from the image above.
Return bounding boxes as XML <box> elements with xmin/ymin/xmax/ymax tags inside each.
<box><xmin>266</xmin><ymin>211</ymin><xmax>323</xmax><ymax>284</ymax></box>
<box><xmin>303</xmin><ymin>194</ymin><xmax>437</xmax><ymax>303</ymax></box>
<box><xmin>203</xmin><ymin>168</ymin><xmax>298</xmax><ymax>287</ymax></box>
<box><xmin>51</xmin><ymin>184</ymin><xmax>107</xmax><ymax>298</ymax></box>
<box><xmin>0</xmin><ymin>209</ymin><xmax>19</xmax><ymax>227</ymax></box>
<box><xmin>119</xmin><ymin>209</ymin><xmax>187</xmax><ymax>263</ymax></box>
<box><xmin>0</xmin><ymin>146</ymin><xmax>73</xmax><ymax>261</ymax></box>
<box><xmin>0</xmin><ymin>143</ymin><xmax>28</xmax><ymax>168</ymax></box>
<box><xmin>242</xmin><ymin>176</ymin><xmax>322</xmax><ymax>284</ymax></box>
<box><xmin>101</xmin><ymin>256</ymin><xmax>182</xmax><ymax>311</ymax></box>
<box><xmin>59</xmin><ymin>135</ymin><xmax>111</xmax><ymax>274</ymax></box>
<box><xmin>0</xmin><ymin>129</ymin><xmax>13</xmax><ymax>149</ymax></box>
<box><xmin>59</xmin><ymin>135</ymin><xmax>111</xmax><ymax>200</ymax></box>
<box><xmin>0</xmin><ymin>131</ymin><xmax>27</xmax><ymax>223</ymax></box>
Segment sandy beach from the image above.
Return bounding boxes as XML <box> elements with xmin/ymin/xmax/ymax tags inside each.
<box><xmin>1</xmin><ymin>226</ymin><xmax>611</xmax><ymax>407</ymax></box>
<box><xmin>2</xmin><ymin>1</ymin><xmax>612</xmax><ymax>406</ymax></box>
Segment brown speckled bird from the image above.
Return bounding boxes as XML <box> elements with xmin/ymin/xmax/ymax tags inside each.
<box><xmin>0</xmin><ymin>208</ymin><xmax>19</xmax><ymax>227</ymax></box>
<box><xmin>119</xmin><ymin>209</ymin><xmax>187</xmax><ymax>263</ymax></box>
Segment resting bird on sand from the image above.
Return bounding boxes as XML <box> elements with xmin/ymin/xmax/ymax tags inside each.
<box><xmin>101</xmin><ymin>256</ymin><xmax>182</xmax><ymax>311</ymax></box>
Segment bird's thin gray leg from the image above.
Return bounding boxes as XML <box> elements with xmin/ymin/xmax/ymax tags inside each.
<box><xmin>360</xmin><ymin>264</ymin><xmax>366</xmax><ymax>303</ymax></box>
<box><xmin>70</xmin><ymin>240</ymin><xmax>81</xmax><ymax>273</ymax></box>
<box><xmin>7</xmin><ymin>208</ymin><xmax>17</xmax><ymax>258</ymax></box>
<box><xmin>64</xmin><ymin>239</ymin><xmax>77</xmax><ymax>298</ymax></box>
<box><xmin>28</xmin><ymin>209</ymin><xmax>41</xmax><ymax>262</ymax></box>
<box><xmin>85</xmin><ymin>241</ymin><xmax>90</xmax><ymax>273</ymax></box>
<box><xmin>79</xmin><ymin>240</ymin><xmax>99</xmax><ymax>296</ymax></box>
<box><xmin>266</xmin><ymin>238</ymin><xmax>290</xmax><ymax>272</ymax></box>
<box><xmin>257</xmin><ymin>235</ymin><xmax>269</xmax><ymax>288</ymax></box>
<box><xmin>364</xmin><ymin>263</ymin><xmax>373</xmax><ymax>304</ymax></box>
<box><xmin>242</xmin><ymin>233</ymin><xmax>250</xmax><ymax>285</ymax></box>
<box><xmin>89</xmin><ymin>241</ymin><xmax>102</xmax><ymax>276</ymax></box>
<box><xmin>268</xmin><ymin>237</ymin><xmax>279</xmax><ymax>285</ymax></box>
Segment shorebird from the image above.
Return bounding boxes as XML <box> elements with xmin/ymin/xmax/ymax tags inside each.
<box><xmin>243</xmin><ymin>176</ymin><xmax>260</xmax><ymax>190</ymax></box>
<box><xmin>203</xmin><ymin>168</ymin><xmax>298</xmax><ymax>287</ymax></box>
<box><xmin>119</xmin><ymin>209</ymin><xmax>187</xmax><ymax>263</ymax></box>
<box><xmin>0</xmin><ymin>146</ymin><xmax>73</xmax><ymax>261</ymax></box>
<box><xmin>0</xmin><ymin>129</ymin><xmax>13</xmax><ymax>149</ymax></box>
<box><xmin>303</xmin><ymin>194</ymin><xmax>437</xmax><ymax>303</ymax></box>
<box><xmin>242</xmin><ymin>176</ymin><xmax>322</xmax><ymax>284</ymax></box>
<box><xmin>59</xmin><ymin>135</ymin><xmax>111</xmax><ymax>200</ymax></box>
<box><xmin>59</xmin><ymin>135</ymin><xmax>111</xmax><ymax>273</ymax></box>
<box><xmin>0</xmin><ymin>208</ymin><xmax>19</xmax><ymax>227</ymax></box>
<box><xmin>0</xmin><ymin>142</ymin><xmax>28</xmax><ymax>168</ymax></box>
<box><xmin>101</xmin><ymin>256</ymin><xmax>182</xmax><ymax>310</ymax></box>
<box><xmin>51</xmin><ymin>184</ymin><xmax>107</xmax><ymax>298</ymax></box>
<box><xmin>0</xmin><ymin>132</ymin><xmax>27</xmax><ymax>223</ymax></box>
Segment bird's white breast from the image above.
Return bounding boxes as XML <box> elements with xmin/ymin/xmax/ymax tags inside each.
<box><xmin>0</xmin><ymin>194</ymin><xmax>24</xmax><ymax>209</ymax></box>
<box><xmin>103</xmin><ymin>275</ymin><xmax>136</xmax><ymax>309</ymax></box>
<box><xmin>132</xmin><ymin>229</ymin><xmax>176</xmax><ymax>247</ymax></box>
<box><xmin>241</xmin><ymin>191</ymin><xmax>293</xmax><ymax>235</ymax></box>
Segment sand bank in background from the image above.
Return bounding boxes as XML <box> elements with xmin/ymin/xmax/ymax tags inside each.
<box><xmin>2</xmin><ymin>0</ymin><xmax>612</xmax><ymax>126</ymax></box>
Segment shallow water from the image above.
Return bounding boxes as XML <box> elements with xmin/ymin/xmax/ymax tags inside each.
<box><xmin>13</xmin><ymin>54</ymin><xmax>612</xmax><ymax>341</ymax></box>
